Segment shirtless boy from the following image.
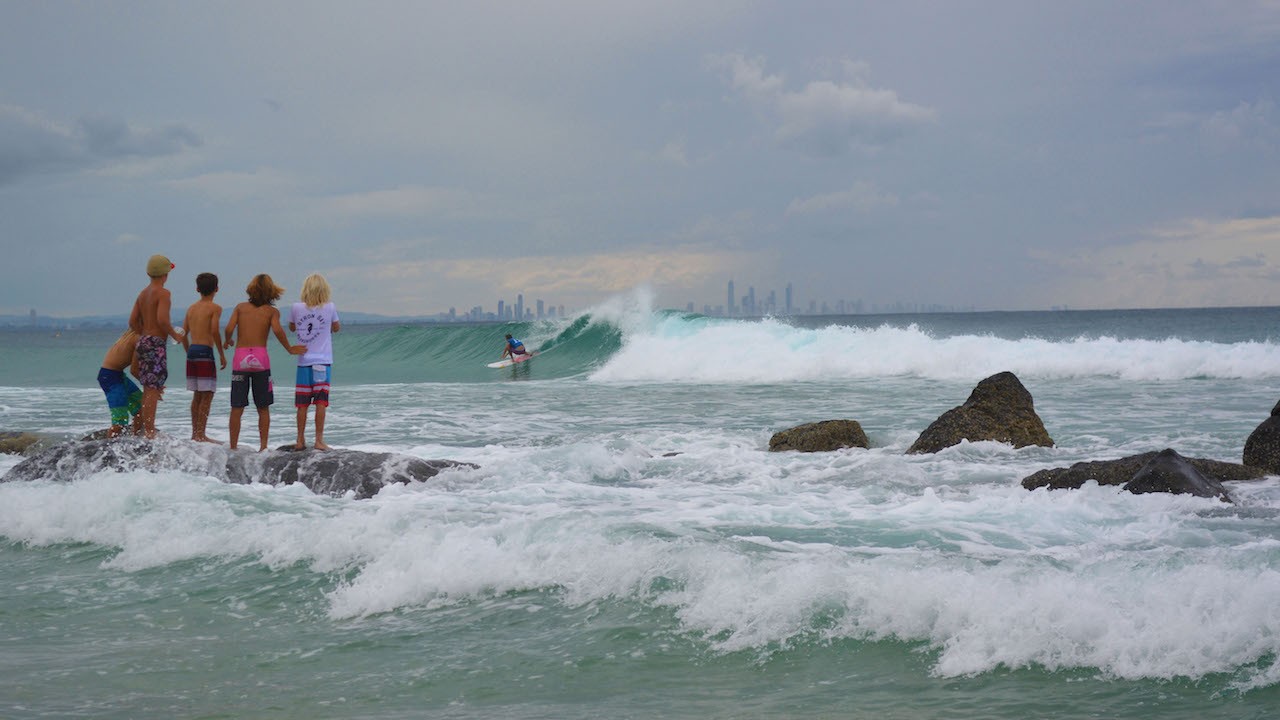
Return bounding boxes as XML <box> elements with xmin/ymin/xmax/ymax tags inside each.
<box><xmin>98</xmin><ymin>329</ymin><xmax>144</xmax><ymax>437</ymax></box>
<box><xmin>128</xmin><ymin>255</ymin><xmax>184</xmax><ymax>438</ymax></box>
<box><xmin>223</xmin><ymin>274</ymin><xmax>305</xmax><ymax>451</ymax></box>
<box><xmin>182</xmin><ymin>272</ymin><xmax>227</xmax><ymax>443</ymax></box>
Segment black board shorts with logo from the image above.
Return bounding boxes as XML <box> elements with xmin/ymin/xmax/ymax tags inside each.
<box><xmin>230</xmin><ymin>370</ymin><xmax>273</xmax><ymax>409</ymax></box>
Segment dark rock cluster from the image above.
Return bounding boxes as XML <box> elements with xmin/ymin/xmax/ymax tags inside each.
<box><xmin>766</xmin><ymin>368</ymin><xmax>1280</xmax><ymax>501</ymax></box>
<box><xmin>2</xmin><ymin>436</ymin><xmax>477</xmax><ymax>500</ymax></box>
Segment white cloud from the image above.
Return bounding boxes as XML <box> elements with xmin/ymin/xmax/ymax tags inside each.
<box><xmin>787</xmin><ymin>181</ymin><xmax>899</xmax><ymax>215</ymax></box>
<box><xmin>1201</xmin><ymin>99</ymin><xmax>1278</xmax><ymax>150</ymax></box>
<box><xmin>658</xmin><ymin>140</ymin><xmax>690</xmax><ymax>167</ymax></box>
<box><xmin>319</xmin><ymin>185</ymin><xmax>487</xmax><ymax>221</ymax></box>
<box><xmin>709</xmin><ymin>53</ymin><xmax>936</xmax><ymax>155</ymax></box>
<box><xmin>166</xmin><ymin>167</ymin><xmax>304</xmax><ymax>203</ymax></box>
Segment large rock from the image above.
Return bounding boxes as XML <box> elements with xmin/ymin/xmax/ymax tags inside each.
<box><xmin>1123</xmin><ymin>448</ymin><xmax>1230</xmax><ymax>501</ymax></box>
<box><xmin>906</xmin><ymin>372</ymin><xmax>1053</xmax><ymax>454</ymax></box>
<box><xmin>1</xmin><ymin>437</ymin><xmax>477</xmax><ymax>499</ymax></box>
<box><xmin>769</xmin><ymin>420</ymin><xmax>869</xmax><ymax>453</ymax></box>
<box><xmin>1242</xmin><ymin>398</ymin><xmax>1280</xmax><ymax>474</ymax></box>
<box><xmin>1021</xmin><ymin>450</ymin><xmax>1264</xmax><ymax>491</ymax></box>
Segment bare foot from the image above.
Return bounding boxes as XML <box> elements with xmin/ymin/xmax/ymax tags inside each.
<box><xmin>196</xmin><ymin>435</ymin><xmax>224</xmax><ymax>445</ymax></box>
<box><xmin>314</xmin><ymin>442</ymin><xmax>331</xmax><ymax>451</ymax></box>
<box><xmin>290</xmin><ymin>442</ymin><xmax>307</xmax><ymax>451</ymax></box>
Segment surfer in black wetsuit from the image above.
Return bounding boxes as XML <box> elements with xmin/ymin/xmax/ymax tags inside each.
<box><xmin>501</xmin><ymin>334</ymin><xmax>529</xmax><ymax>360</ymax></box>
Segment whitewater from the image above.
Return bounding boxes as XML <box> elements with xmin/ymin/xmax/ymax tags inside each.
<box><xmin>3</xmin><ymin>299</ymin><xmax>1280</xmax><ymax>719</ymax></box>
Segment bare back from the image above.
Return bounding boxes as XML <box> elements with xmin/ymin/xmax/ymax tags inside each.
<box><xmin>225</xmin><ymin>302</ymin><xmax>290</xmax><ymax>350</ymax></box>
<box><xmin>184</xmin><ymin>299</ymin><xmax>223</xmax><ymax>347</ymax></box>
<box><xmin>130</xmin><ymin>279</ymin><xmax>174</xmax><ymax>339</ymax></box>
<box><xmin>101</xmin><ymin>333</ymin><xmax>137</xmax><ymax>371</ymax></box>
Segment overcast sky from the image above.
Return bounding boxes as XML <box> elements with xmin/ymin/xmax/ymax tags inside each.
<box><xmin>2</xmin><ymin>0</ymin><xmax>1279</xmax><ymax>317</ymax></box>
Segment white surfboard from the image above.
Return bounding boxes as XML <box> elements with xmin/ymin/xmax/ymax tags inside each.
<box><xmin>486</xmin><ymin>350</ymin><xmax>539</xmax><ymax>369</ymax></box>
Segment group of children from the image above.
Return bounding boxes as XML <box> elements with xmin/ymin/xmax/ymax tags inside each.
<box><xmin>98</xmin><ymin>254</ymin><xmax>341</xmax><ymax>451</ymax></box>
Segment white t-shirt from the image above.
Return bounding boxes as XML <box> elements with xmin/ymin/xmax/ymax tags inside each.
<box><xmin>289</xmin><ymin>302</ymin><xmax>340</xmax><ymax>366</ymax></box>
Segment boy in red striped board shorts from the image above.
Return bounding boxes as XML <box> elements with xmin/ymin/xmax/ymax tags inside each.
<box><xmin>182</xmin><ymin>272</ymin><xmax>227</xmax><ymax>443</ymax></box>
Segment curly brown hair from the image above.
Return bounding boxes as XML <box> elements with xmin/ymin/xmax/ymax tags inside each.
<box><xmin>245</xmin><ymin>274</ymin><xmax>285</xmax><ymax>307</ymax></box>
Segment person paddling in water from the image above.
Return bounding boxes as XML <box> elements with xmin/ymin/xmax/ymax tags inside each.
<box><xmin>501</xmin><ymin>334</ymin><xmax>529</xmax><ymax>361</ymax></box>
<box><xmin>224</xmin><ymin>274</ymin><xmax>306</xmax><ymax>451</ymax></box>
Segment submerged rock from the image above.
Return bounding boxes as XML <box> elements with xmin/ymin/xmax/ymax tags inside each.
<box><xmin>769</xmin><ymin>420</ymin><xmax>869</xmax><ymax>452</ymax></box>
<box><xmin>1243</xmin><ymin>398</ymin><xmax>1280</xmax><ymax>474</ymax></box>
<box><xmin>1124</xmin><ymin>448</ymin><xmax>1231</xmax><ymax>501</ymax></box>
<box><xmin>907</xmin><ymin>371</ymin><xmax>1053</xmax><ymax>454</ymax></box>
<box><xmin>1</xmin><ymin>437</ymin><xmax>478</xmax><ymax>499</ymax></box>
<box><xmin>0</xmin><ymin>431</ymin><xmax>52</xmax><ymax>455</ymax></box>
<box><xmin>1021</xmin><ymin>449</ymin><xmax>1263</xmax><ymax>494</ymax></box>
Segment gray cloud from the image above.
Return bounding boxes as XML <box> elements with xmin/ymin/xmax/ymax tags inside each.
<box><xmin>0</xmin><ymin>105</ymin><xmax>201</xmax><ymax>185</ymax></box>
<box><xmin>2</xmin><ymin>2</ymin><xmax>1280</xmax><ymax>316</ymax></box>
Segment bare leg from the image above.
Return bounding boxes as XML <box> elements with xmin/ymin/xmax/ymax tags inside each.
<box><xmin>257</xmin><ymin>407</ymin><xmax>270</xmax><ymax>451</ymax></box>
<box><xmin>190</xmin><ymin>393</ymin><xmax>200</xmax><ymax>440</ymax></box>
<box><xmin>141</xmin><ymin>387</ymin><xmax>161</xmax><ymax>439</ymax></box>
<box><xmin>195</xmin><ymin>392</ymin><xmax>221</xmax><ymax>443</ymax></box>
<box><xmin>314</xmin><ymin>405</ymin><xmax>329</xmax><ymax>450</ymax></box>
<box><xmin>229</xmin><ymin>407</ymin><xmax>244</xmax><ymax>450</ymax></box>
<box><xmin>294</xmin><ymin>406</ymin><xmax>308</xmax><ymax>449</ymax></box>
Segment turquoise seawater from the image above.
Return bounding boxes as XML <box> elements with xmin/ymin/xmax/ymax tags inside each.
<box><xmin>3</xmin><ymin>300</ymin><xmax>1280</xmax><ymax>719</ymax></box>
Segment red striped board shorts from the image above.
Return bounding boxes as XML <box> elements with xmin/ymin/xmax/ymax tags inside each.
<box><xmin>186</xmin><ymin>344</ymin><xmax>217</xmax><ymax>392</ymax></box>
<box><xmin>295</xmin><ymin>364</ymin><xmax>331</xmax><ymax>407</ymax></box>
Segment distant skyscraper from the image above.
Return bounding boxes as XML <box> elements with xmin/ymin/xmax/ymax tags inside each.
<box><xmin>785</xmin><ymin>283</ymin><xmax>793</xmax><ymax>315</ymax></box>
<box><xmin>29</xmin><ymin>308</ymin><xmax>36</xmax><ymax>326</ymax></box>
<box><xmin>516</xmin><ymin>294</ymin><xmax>524</xmax><ymax>322</ymax></box>
<box><xmin>536</xmin><ymin>299</ymin><xmax>544</xmax><ymax>319</ymax></box>
<box><xmin>497</xmin><ymin>300</ymin><xmax>505</xmax><ymax>319</ymax></box>
<box><xmin>727</xmin><ymin>280</ymin><xmax>735</xmax><ymax>316</ymax></box>
<box><xmin>747</xmin><ymin>286</ymin><xmax>756</xmax><ymax>316</ymax></box>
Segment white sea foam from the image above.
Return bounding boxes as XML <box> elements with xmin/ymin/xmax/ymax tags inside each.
<box><xmin>589</xmin><ymin>316</ymin><xmax>1280</xmax><ymax>383</ymax></box>
<box><xmin>5</xmin><ymin>453</ymin><xmax>1278</xmax><ymax>683</ymax></box>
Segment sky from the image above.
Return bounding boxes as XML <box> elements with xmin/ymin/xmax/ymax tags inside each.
<box><xmin>2</xmin><ymin>0</ymin><xmax>1279</xmax><ymax>318</ymax></box>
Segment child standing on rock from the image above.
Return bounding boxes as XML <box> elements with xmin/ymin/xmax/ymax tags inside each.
<box><xmin>288</xmin><ymin>273</ymin><xmax>341</xmax><ymax>450</ymax></box>
<box><xmin>223</xmin><ymin>274</ymin><xmax>305</xmax><ymax>451</ymax></box>
<box><xmin>182</xmin><ymin>272</ymin><xmax>227</xmax><ymax>443</ymax></box>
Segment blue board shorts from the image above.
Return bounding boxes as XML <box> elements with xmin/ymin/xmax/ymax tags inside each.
<box><xmin>98</xmin><ymin>367</ymin><xmax>142</xmax><ymax>426</ymax></box>
<box><xmin>295</xmin><ymin>365</ymin><xmax>331</xmax><ymax>407</ymax></box>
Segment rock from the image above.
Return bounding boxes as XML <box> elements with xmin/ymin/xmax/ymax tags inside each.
<box><xmin>1242</xmin><ymin>398</ymin><xmax>1280</xmax><ymax>474</ymax></box>
<box><xmin>0</xmin><ymin>431</ymin><xmax>47</xmax><ymax>455</ymax></box>
<box><xmin>769</xmin><ymin>420</ymin><xmax>869</xmax><ymax>452</ymax></box>
<box><xmin>1</xmin><ymin>437</ymin><xmax>478</xmax><ymax>499</ymax></box>
<box><xmin>906</xmin><ymin>372</ymin><xmax>1053</xmax><ymax>454</ymax></box>
<box><xmin>1021</xmin><ymin>450</ymin><xmax>1264</xmax><ymax>491</ymax></box>
<box><xmin>1123</xmin><ymin>448</ymin><xmax>1230</xmax><ymax>501</ymax></box>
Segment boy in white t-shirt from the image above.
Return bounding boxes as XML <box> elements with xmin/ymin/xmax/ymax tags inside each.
<box><xmin>288</xmin><ymin>273</ymin><xmax>340</xmax><ymax>450</ymax></box>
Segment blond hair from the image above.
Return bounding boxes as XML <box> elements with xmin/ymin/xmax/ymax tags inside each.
<box><xmin>300</xmin><ymin>273</ymin><xmax>332</xmax><ymax>308</ymax></box>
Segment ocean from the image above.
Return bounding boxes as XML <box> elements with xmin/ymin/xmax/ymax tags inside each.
<box><xmin>3</xmin><ymin>297</ymin><xmax>1280</xmax><ymax>719</ymax></box>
